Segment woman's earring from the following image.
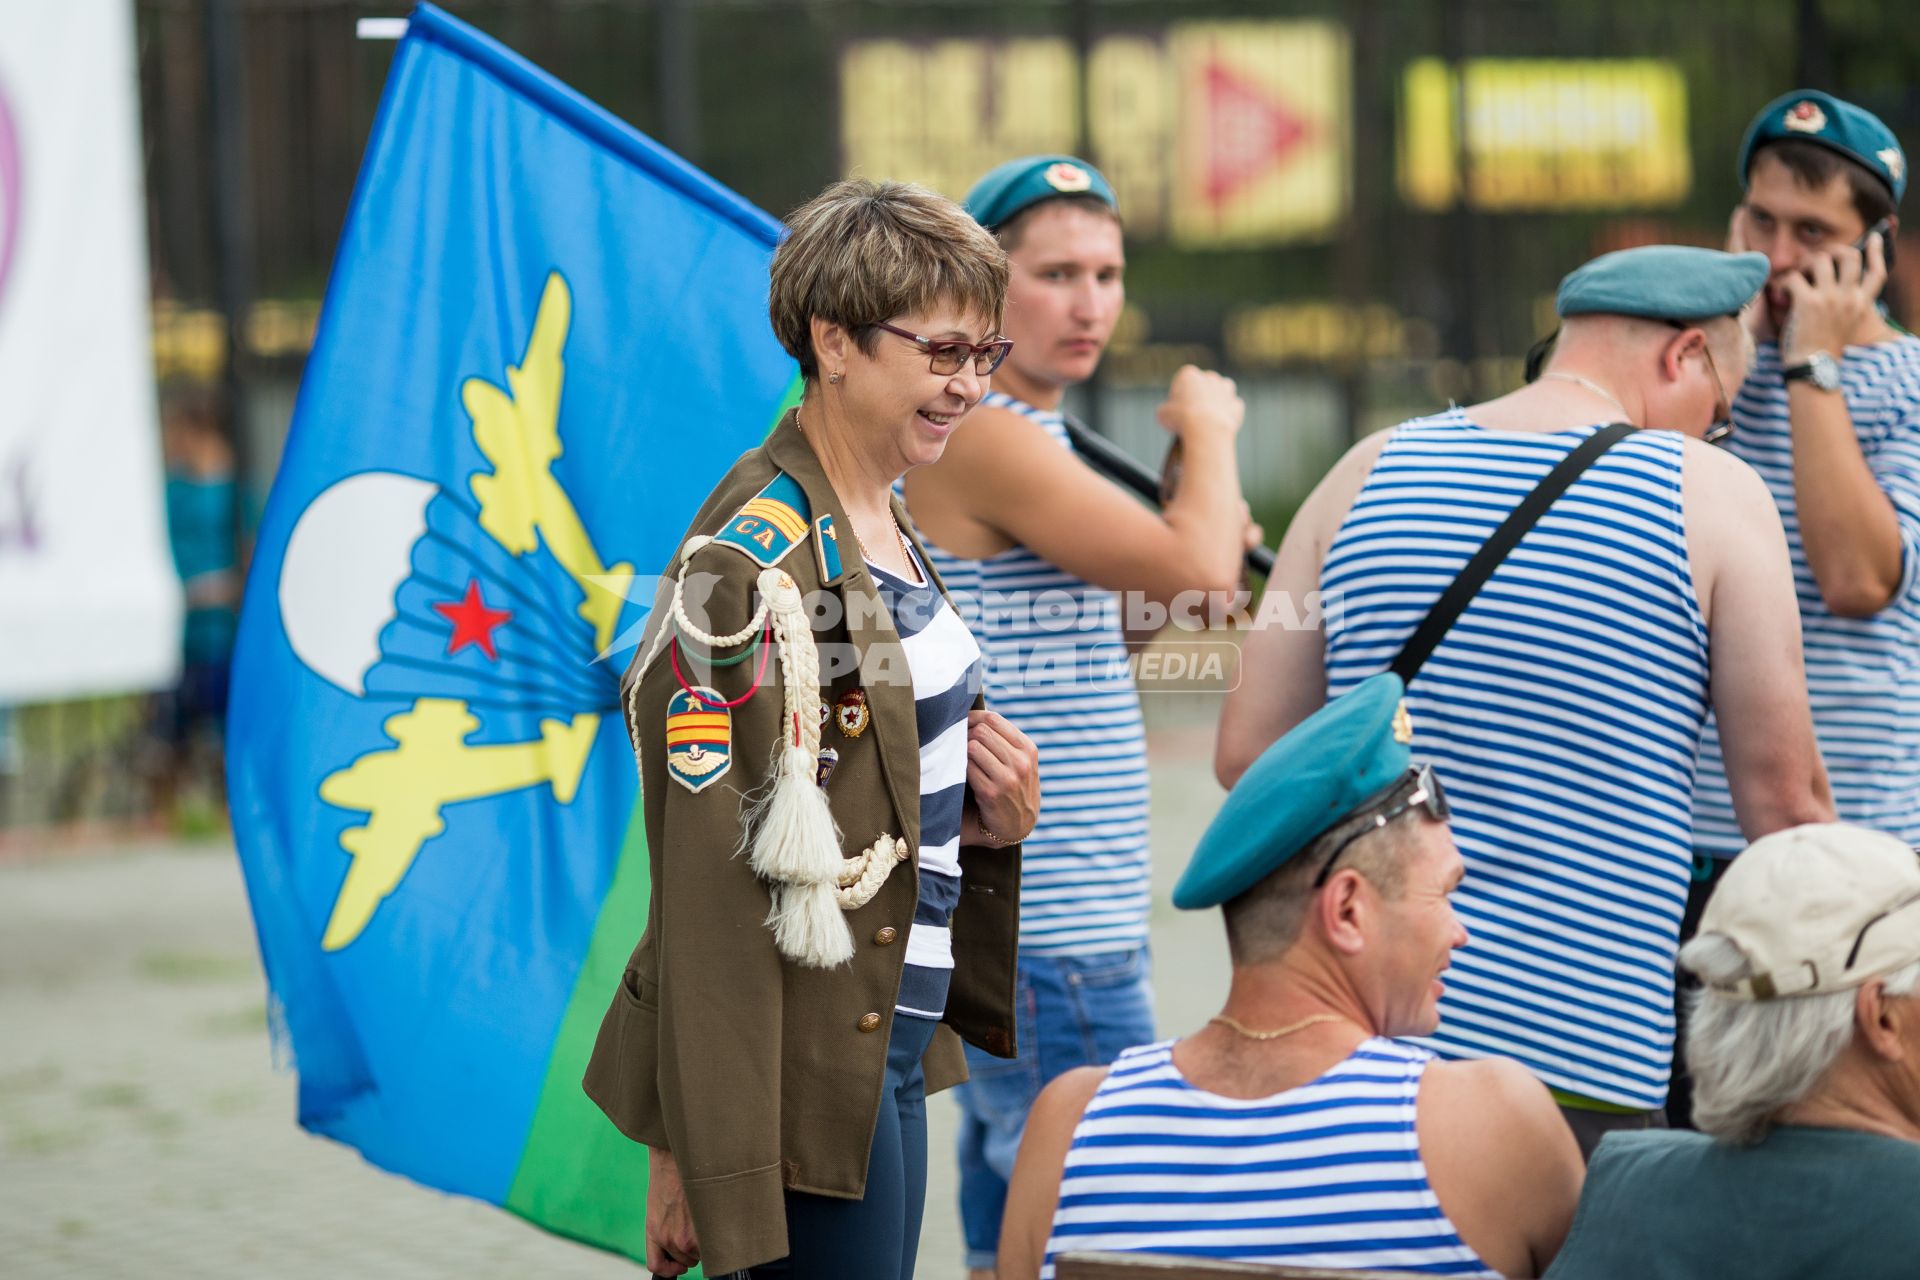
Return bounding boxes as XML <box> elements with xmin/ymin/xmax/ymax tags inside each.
<box><xmin>827</xmin><ymin>370</ymin><xmax>843</xmax><ymax>385</ymax></box>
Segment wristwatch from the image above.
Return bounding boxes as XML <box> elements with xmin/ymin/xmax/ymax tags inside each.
<box><xmin>1783</xmin><ymin>350</ymin><xmax>1842</xmax><ymax>392</ymax></box>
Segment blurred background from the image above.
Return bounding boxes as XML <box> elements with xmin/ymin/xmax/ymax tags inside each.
<box><xmin>4</xmin><ymin>0</ymin><xmax>1916</xmax><ymax>839</ymax></box>
<box><xmin>6</xmin><ymin>0</ymin><xmax>1917</xmax><ymax>841</ymax></box>
<box><xmin>0</xmin><ymin>2</ymin><xmax>1914</xmax><ymax>1274</ymax></box>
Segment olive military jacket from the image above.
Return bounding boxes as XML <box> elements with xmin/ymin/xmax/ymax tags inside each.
<box><xmin>581</xmin><ymin>413</ymin><xmax>1020</xmax><ymax>1274</ymax></box>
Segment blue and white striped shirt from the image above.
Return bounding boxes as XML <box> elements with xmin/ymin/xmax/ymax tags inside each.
<box><xmin>868</xmin><ymin>547</ymin><xmax>982</xmax><ymax>1020</ymax></box>
<box><xmin>1692</xmin><ymin>338</ymin><xmax>1920</xmax><ymax>854</ymax></box>
<box><xmin>1041</xmin><ymin>1037</ymin><xmax>1496</xmax><ymax>1278</ymax></box>
<box><xmin>917</xmin><ymin>392</ymin><xmax>1152</xmax><ymax>956</ymax></box>
<box><xmin>1322</xmin><ymin>412</ymin><xmax>1707</xmax><ymax>1110</ymax></box>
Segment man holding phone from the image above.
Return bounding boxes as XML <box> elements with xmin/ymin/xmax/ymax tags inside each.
<box><xmin>1681</xmin><ymin>90</ymin><xmax>1920</xmax><ymax>1121</ymax></box>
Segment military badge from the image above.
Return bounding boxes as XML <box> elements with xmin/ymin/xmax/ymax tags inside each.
<box><xmin>1880</xmin><ymin>148</ymin><xmax>1905</xmax><ymax>184</ymax></box>
<box><xmin>1044</xmin><ymin>161</ymin><xmax>1092</xmax><ymax>193</ymax></box>
<box><xmin>835</xmin><ymin>688</ymin><xmax>871</xmax><ymax>738</ymax></box>
<box><xmin>1392</xmin><ymin>699</ymin><xmax>1414</xmax><ymax>745</ymax></box>
<box><xmin>666</xmin><ymin>687</ymin><xmax>732</xmax><ymax>792</ymax></box>
<box><xmin>1784</xmin><ymin>100</ymin><xmax>1827</xmax><ymax>133</ymax></box>
<box><xmin>815</xmin><ymin>746</ymin><xmax>839</xmax><ymax>788</ymax></box>
<box><xmin>815</xmin><ymin>514</ymin><xmax>844</xmax><ymax>584</ymax></box>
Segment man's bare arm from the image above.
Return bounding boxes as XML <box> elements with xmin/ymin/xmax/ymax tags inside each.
<box><xmin>1418</xmin><ymin>1058</ymin><xmax>1584</xmax><ymax>1279</ymax></box>
<box><xmin>1778</xmin><ymin>237</ymin><xmax>1904</xmax><ymax>617</ymax></box>
<box><xmin>996</xmin><ymin>1067</ymin><xmax>1108</xmax><ymax>1280</ymax></box>
<box><xmin>1686</xmin><ymin>440</ymin><xmax>1835</xmax><ymax>835</ymax></box>
<box><xmin>903</xmin><ymin>367</ymin><xmax>1248</xmax><ymax>607</ymax></box>
<box><xmin>1215</xmin><ymin>431</ymin><xmax>1389</xmax><ymax>787</ymax></box>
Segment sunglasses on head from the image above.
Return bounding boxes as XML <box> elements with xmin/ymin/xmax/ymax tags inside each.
<box><xmin>1311</xmin><ymin>763</ymin><xmax>1450</xmax><ymax>888</ymax></box>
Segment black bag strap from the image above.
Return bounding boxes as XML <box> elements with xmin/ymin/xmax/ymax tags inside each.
<box><xmin>1390</xmin><ymin>422</ymin><xmax>1635</xmax><ymax>684</ymax></box>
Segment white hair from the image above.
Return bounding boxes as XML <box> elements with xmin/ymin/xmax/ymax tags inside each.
<box><xmin>1680</xmin><ymin>933</ymin><xmax>1920</xmax><ymax>1144</ymax></box>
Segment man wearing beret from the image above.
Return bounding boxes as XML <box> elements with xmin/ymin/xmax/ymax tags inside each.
<box><xmin>1683</xmin><ymin>92</ymin><xmax>1920</xmax><ymax>1118</ymax></box>
<box><xmin>1219</xmin><ymin>245</ymin><xmax>1834</xmax><ymax>1156</ymax></box>
<box><xmin>901</xmin><ymin>156</ymin><xmax>1259</xmax><ymax>1278</ymax></box>
<box><xmin>997</xmin><ymin>678</ymin><xmax>1585</xmax><ymax>1279</ymax></box>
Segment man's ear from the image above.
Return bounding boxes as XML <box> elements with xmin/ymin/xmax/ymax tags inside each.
<box><xmin>1856</xmin><ymin>980</ymin><xmax>1908</xmax><ymax>1063</ymax></box>
<box><xmin>810</xmin><ymin>316</ymin><xmax>853</xmax><ymax>377</ymax></box>
<box><xmin>1659</xmin><ymin>325</ymin><xmax>1705</xmax><ymax>384</ymax></box>
<box><xmin>1315</xmin><ymin>873</ymin><xmax>1370</xmax><ymax>957</ymax></box>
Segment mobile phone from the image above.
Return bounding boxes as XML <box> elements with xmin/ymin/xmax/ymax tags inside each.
<box><xmin>1856</xmin><ymin>216</ymin><xmax>1897</xmax><ymax>274</ymax></box>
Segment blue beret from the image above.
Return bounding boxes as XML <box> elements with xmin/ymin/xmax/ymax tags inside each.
<box><xmin>1173</xmin><ymin>673</ymin><xmax>1412</xmax><ymax>911</ymax></box>
<box><xmin>1556</xmin><ymin>246</ymin><xmax>1769</xmax><ymax>322</ymax></box>
<box><xmin>1739</xmin><ymin>90</ymin><xmax>1906</xmax><ymax>205</ymax></box>
<box><xmin>965</xmin><ymin>156</ymin><xmax>1117</xmax><ymax>232</ymax></box>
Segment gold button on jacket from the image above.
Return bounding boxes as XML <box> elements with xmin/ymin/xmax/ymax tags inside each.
<box><xmin>873</xmin><ymin>926</ymin><xmax>898</xmax><ymax>946</ymax></box>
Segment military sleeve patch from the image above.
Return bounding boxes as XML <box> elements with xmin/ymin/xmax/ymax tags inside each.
<box><xmin>814</xmin><ymin>514</ymin><xmax>844</xmax><ymax>584</ymax></box>
<box><xmin>710</xmin><ymin>472</ymin><xmax>812</xmax><ymax>568</ymax></box>
<box><xmin>666</xmin><ymin>687</ymin><xmax>732</xmax><ymax>792</ymax></box>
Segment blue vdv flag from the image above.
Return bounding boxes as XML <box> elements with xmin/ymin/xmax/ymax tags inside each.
<box><xmin>226</xmin><ymin>3</ymin><xmax>795</xmax><ymax>1257</ymax></box>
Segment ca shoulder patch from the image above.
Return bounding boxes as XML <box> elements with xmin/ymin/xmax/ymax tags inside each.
<box><xmin>666</xmin><ymin>687</ymin><xmax>732</xmax><ymax>792</ymax></box>
<box><xmin>711</xmin><ymin>472</ymin><xmax>812</xmax><ymax>568</ymax></box>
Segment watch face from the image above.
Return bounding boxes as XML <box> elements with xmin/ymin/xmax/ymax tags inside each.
<box><xmin>1811</xmin><ymin>353</ymin><xmax>1842</xmax><ymax>391</ymax></box>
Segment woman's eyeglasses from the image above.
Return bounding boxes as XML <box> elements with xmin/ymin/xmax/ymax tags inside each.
<box><xmin>1311</xmin><ymin>763</ymin><xmax>1451</xmax><ymax>887</ymax></box>
<box><xmin>870</xmin><ymin>321</ymin><xmax>1014</xmax><ymax>377</ymax></box>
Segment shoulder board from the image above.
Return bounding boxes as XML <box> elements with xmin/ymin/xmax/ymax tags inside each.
<box><xmin>710</xmin><ymin>472</ymin><xmax>813</xmax><ymax>568</ymax></box>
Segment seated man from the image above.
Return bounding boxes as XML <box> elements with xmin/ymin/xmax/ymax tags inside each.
<box><xmin>999</xmin><ymin>676</ymin><xmax>1584</xmax><ymax>1279</ymax></box>
<box><xmin>1548</xmin><ymin>823</ymin><xmax>1920</xmax><ymax>1280</ymax></box>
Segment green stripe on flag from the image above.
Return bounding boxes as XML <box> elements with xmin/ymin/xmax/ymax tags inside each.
<box><xmin>504</xmin><ymin>798</ymin><xmax>660</xmax><ymax>1264</ymax></box>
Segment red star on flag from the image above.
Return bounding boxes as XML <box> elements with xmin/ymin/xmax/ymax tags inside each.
<box><xmin>433</xmin><ymin>579</ymin><xmax>512</xmax><ymax>661</ymax></box>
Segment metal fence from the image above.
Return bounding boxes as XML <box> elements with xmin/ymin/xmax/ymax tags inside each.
<box><xmin>7</xmin><ymin>0</ymin><xmax>1914</xmax><ymax>833</ymax></box>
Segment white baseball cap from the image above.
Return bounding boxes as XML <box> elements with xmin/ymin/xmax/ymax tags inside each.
<box><xmin>1693</xmin><ymin>823</ymin><xmax>1920</xmax><ymax>1001</ymax></box>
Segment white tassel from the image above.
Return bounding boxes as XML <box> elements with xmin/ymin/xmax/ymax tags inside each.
<box><xmin>747</xmin><ymin>745</ymin><xmax>842</xmax><ymax>886</ymax></box>
<box><xmin>768</xmin><ymin>882</ymin><xmax>854</xmax><ymax>968</ymax></box>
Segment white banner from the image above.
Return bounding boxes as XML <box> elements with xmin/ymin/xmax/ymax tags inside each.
<box><xmin>0</xmin><ymin>0</ymin><xmax>182</xmax><ymax>701</ymax></box>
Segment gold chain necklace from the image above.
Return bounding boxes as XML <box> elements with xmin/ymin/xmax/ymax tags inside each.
<box><xmin>1208</xmin><ymin>1012</ymin><xmax>1350</xmax><ymax>1041</ymax></box>
<box><xmin>795</xmin><ymin>404</ymin><xmax>921</xmax><ymax>580</ymax></box>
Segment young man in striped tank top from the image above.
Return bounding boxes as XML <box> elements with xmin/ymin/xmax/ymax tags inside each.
<box><xmin>1218</xmin><ymin>246</ymin><xmax>1834</xmax><ymax>1156</ymax></box>
<box><xmin>999</xmin><ymin>678</ymin><xmax>1585</xmax><ymax>1279</ymax></box>
<box><xmin>1679</xmin><ymin>92</ymin><xmax>1919</xmax><ymax>1125</ymax></box>
<box><xmin>899</xmin><ymin>156</ymin><xmax>1260</xmax><ymax>1277</ymax></box>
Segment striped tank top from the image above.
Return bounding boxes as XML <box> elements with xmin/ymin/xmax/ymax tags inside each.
<box><xmin>1041</xmin><ymin>1037</ymin><xmax>1496</xmax><ymax>1278</ymax></box>
<box><xmin>1321</xmin><ymin>412</ymin><xmax>1707</xmax><ymax>1110</ymax></box>
<box><xmin>868</xmin><ymin>546</ymin><xmax>982</xmax><ymax>1019</ymax></box>
<box><xmin>916</xmin><ymin>392</ymin><xmax>1152</xmax><ymax>955</ymax></box>
<box><xmin>1691</xmin><ymin>338</ymin><xmax>1920</xmax><ymax>855</ymax></box>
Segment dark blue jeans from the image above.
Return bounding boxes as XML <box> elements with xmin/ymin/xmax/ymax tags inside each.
<box><xmin>746</xmin><ymin>1011</ymin><xmax>939</xmax><ymax>1280</ymax></box>
<box><xmin>951</xmin><ymin>947</ymin><xmax>1155</xmax><ymax>1268</ymax></box>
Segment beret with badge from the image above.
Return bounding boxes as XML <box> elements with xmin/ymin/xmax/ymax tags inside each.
<box><xmin>965</xmin><ymin>155</ymin><xmax>1118</xmax><ymax>232</ymax></box>
<box><xmin>1173</xmin><ymin>672</ymin><xmax>1423</xmax><ymax>910</ymax></box>
<box><xmin>1738</xmin><ymin>88</ymin><xmax>1906</xmax><ymax>205</ymax></box>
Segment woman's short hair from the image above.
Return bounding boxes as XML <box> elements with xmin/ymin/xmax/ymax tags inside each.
<box><xmin>1681</xmin><ymin>932</ymin><xmax>1920</xmax><ymax>1144</ymax></box>
<box><xmin>769</xmin><ymin>178</ymin><xmax>1009</xmax><ymax>382</ymax></box>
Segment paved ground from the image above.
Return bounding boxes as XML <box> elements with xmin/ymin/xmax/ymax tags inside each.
<box><xmin>0</xmin><ymin>707</ymin><xmax>1231</xmax><ymax>1279</ymax></box>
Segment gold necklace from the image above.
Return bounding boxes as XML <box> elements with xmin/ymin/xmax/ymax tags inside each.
<box><xmin>1208</xmin><ymin>1012</ymin><xmax>1349</xmax><ymax>1041</ymax></box>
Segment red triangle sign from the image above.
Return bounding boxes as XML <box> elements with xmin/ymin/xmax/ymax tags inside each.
<box><xmin>1203</xmin><ymin>60</ymin><xmax>1312</xmax><ymax>205</ymax></box>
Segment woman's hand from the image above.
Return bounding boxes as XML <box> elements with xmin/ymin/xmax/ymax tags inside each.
<box><xmin>965</xmin><ymin>709</ymin><xmax>1040</xmax><ymax>846</ymax></box>
<box><xmin>645</xmin><ymin>1147</ymin><xmax>701</xmax><ymax>1276</ymax></box>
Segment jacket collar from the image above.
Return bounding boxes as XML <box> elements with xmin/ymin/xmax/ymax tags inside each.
<box><xmin>765</xmin><ymin>410</ymin><xmax>923</xmax><ymax>850</ymax></box>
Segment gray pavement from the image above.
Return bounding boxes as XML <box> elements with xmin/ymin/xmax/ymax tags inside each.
<box><xmin>0</xmin><ymin>705</ymin><xmax>1231</xmax><ymax>1278</ymax></box>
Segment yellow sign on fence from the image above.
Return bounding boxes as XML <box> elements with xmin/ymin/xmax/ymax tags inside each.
<box><xmin>1399</xmin><ymin>58</ymin><xmax>1691</xmax><ymax>210</ymax></box>
<box><xmin>841</xmin><ymin>22</ymin><xmax>1351</xmax><ymax>246</ymax></box>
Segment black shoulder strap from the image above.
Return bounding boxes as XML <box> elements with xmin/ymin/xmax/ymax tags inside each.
<box><xmin>1390</xmin><ymin>422</ymin><xmax>1635</xmax><ymax>685</ymax></box>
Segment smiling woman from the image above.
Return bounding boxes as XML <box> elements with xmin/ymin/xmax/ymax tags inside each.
<box><xmin>582</xmin><ymin>178</ymin><xmax>1041</xmax><ymax>1280</ymax></box>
